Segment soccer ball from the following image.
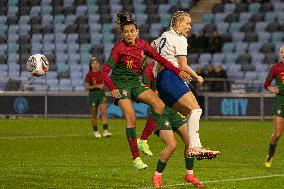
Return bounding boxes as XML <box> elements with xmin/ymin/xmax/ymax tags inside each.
<box><xmin>26</xmin><ymin>54</ymin><xmax>49</xmax><ymax>77</ymax></box>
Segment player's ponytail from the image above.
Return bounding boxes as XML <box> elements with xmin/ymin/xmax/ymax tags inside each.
<box><xmin>115</xmin><ymin>11</ymin><xmax>137</xmax><ymax>30</ymax></box>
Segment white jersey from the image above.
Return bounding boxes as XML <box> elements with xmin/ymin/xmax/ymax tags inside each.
<box><xmin>153</xmin><ymin>29</ymin><xmax>188</xmax><ymax>77</ymax></box>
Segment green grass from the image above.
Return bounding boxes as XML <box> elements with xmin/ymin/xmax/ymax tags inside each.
<box><xmin>0</xmin><ymin>119</ymin><xmax>283</xmax><ymax>188</ymax></box>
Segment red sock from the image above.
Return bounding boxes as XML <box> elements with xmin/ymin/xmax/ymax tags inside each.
<box><xmin>140</xmin><ymin>116</ymin><xmax>157</xmax><ymax>140</ymax></box>
<box><xmin>127</xmin><ymin>137</ymin><xmax>139</xmax><ymax>160</ymax></box>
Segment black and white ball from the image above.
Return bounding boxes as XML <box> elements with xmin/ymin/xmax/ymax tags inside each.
<box><xmin>26</xmin><ymin>54</ymin><xmax>49</xmax><ymax>77</ymax></box>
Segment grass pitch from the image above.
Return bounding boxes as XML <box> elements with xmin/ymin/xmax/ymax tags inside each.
<box><xmin>0</xmin><ymin>119</ymin><xmax>283</xmax><ymax>188</ymax></box>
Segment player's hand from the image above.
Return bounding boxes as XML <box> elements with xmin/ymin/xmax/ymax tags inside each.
<box><xmin>196</xmin><ymin>76</ymin><xmax>204</xmax><ymax>85</ymax></box>
<box><xmin>98</xmin><ymin>84</ymin><xmax>104</xmax><ymax>89</ymax></box>
<box><xmin>111</xmin><ymin>89</ymin><xmax>121</xmax><ymax>98</ymax></box>
<box><xmin>178</xmin><ymin>71</ymin><xmax>191</xmax><ymax>81</ymax></box>
<box><xmin>269</xmin><ymin>86</ymin><xmax>279</xmax><ymax>94</ymax></box>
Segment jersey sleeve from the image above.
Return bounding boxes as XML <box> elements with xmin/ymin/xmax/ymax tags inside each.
<box><xmin>84</xmin><ymin>73</ymin><xmax>90</xmax><ymax>84</ymax></box>
<box><xmin>102</xmin><ymin>45</ymin><xmax>120</xmax><ymax>91</ymax></box>
<box><xmin>102</xmin><ymin>64</ymin><xmax>117</xmax><ymax>91</ymax></box>
<box><xmin>105</xmin><ymin>45</ymin><xmax>119</xmax><ymax>68</ymax></box>
<box><xmin>144</xmin><ymin>41</ymin><xmax>181</xmax><ymax>75</ymax></box>
<box><xmin>175</xmin><ymin>37</ymin><xmax>188</xmax><ymax>56</ymax></box>
<box><xmin>264</xmin><ymin>65</ymin><xmax>276</xmax><ymax>89</ymax></box>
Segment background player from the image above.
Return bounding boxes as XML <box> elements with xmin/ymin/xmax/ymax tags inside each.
<box><xmin>264</xmin><ymin>44</ymin><xmax>284</xmax><ymax>168</ymax></box>
<box><xmin>84</xmin><ymin>57</ymin><xmax>111</xmax><ymax>138</ymax></box>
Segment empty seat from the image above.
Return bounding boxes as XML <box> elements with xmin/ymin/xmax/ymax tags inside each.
<box><xmin>249</xmin><ymin>3</ymin><xmax>261</xmax><ymax>13</ymax></box>
<box><xmin>235</xmin><ymin>42</ymin><xmax>248</xmax><ymax>53</ymax></box>
<box><xmin>237</xmin><ymin>53</ymin><xmax>251</xmax><ymax>64</ymax></box>
<box><xmin>249</xmin><ymin>12</ymin><xmax>264</xmax><ymax>22</ymax></box>
<box><xmin>243</xmin><ymin>32</ymin><xmax>258</xmax><ymax>43</ymax></box>
<box><xmin>260</xmin><ymin>42</ymin><xmax>275</xmax><ymax>53</ymax></box>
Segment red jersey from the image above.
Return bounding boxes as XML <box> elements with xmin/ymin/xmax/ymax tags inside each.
<box><xmin>264</xmin><ymin>61</ymin><xmax>284</xmax><ymax>92</ymax></box>
<box><xmin>102</xmin><ymin>38</ymin><xmax>181</xmax><ymax>91</ymax></box>
<box><xmin>85</xmin><ymin>71</ymin><xmax>104</xmax><ymax>86</ymax></box>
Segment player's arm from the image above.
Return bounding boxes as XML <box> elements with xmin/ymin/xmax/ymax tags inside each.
<box><xmin>144</xmin><ymin>42</ymin><xmax>191</xmax><ymax>81</ymax></box>
<box><xmin>178</xmin><ymin>56</ymin><xmax>203</xmax><ymax>85</ymax></box>
<box><xmin>101</xmin><ymin>47</ymin><xmax>121</xmax><ymax>98</ymax></box>
<box><xmin>84</xmin><ymin>82</ymin><xmax>102</xmax><ymax>90</ymax></box>
<box><xmin>264</xmin><ymin>65</ymin><xmax>279</xmax><ymax>94</ymax></box>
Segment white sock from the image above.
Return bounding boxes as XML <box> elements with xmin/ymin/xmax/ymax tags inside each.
<box><xmin>186</xmin><ymin>169</ymin><xmax>194</xmax><ymax>175</ymax></box>
<box><xmin>154</xmin><ymin>171</ymin><xmax>162</xmax><ymax>176</ymax></box>
<box><xmin>187</xmin><ymin>109</ymin><xmax>202</xmax><ymax>148</ymax></box>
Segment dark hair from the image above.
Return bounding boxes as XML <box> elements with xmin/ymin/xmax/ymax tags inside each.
<box><xmin>89</xmin><ymin>56</ymin><xmax>99</xmax><ymax>71</ymax></box>
<box><xmin>115</xmin><ymin>11</ymin><xmax>138</xmax><ymax>30</ymax></box>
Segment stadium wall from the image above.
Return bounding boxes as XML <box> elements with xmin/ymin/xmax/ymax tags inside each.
<box><xmin>0</xmin><ymin>92</ymin><xmax>273</xmax><ymax>119</ymax></box>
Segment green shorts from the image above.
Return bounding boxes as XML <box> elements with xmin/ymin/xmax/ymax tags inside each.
<box><xmin>272</xmin><ymin>94</ymin><xmax>284</xmax><ymax>118</ymax></box>
<box><xmin>155</xmin><ymin>106</ymin><xmax>187</xmax><ymax>134</ymax></box>
<box><xmin>113</xmin><ymin>79</ymin><xmax>149</xmax><ymax>102</ymax></box>
<box><xmin>88</xmin><ymin>89</ymin><xmax>107</xmax><ymax>107</ymax></box>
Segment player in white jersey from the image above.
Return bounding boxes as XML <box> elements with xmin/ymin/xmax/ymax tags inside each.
<box><xmin>153</xmin><ymin>11</ymin><xmax>220</xmax><ymax>160</ymax></box>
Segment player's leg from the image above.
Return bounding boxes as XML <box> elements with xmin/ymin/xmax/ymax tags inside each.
<box><xmin>99</xmin><ymin>103</ymin><xmax>111</xmax><ymax>137</ymax></box>
<box><xmin>136</xmin><ymin>88</ymin><xmax>166</xmax><ymax>157</ymax></box>
<box><xmin>176</xmin><ymin>124</ymin><xmax>204</xmax><ymax>188</ymax></box>
<box><xmin>137</xmin><ymin>114</ymin><xmax>155</xmax><ymax>156</ymax></box>
<box><xmin>173</xmin><ymin>92</ymin><xmax>220</xmax><ymax>159</ymax></box>
<box><xmin>90</xmin><ymin>106</ymin><xmax>101</xmax><ymax>138</ymax></box>
<box><xmin>118</xmin><ymin>99</ymin><xmax>147</xmax><ymax>170</ymax></box>
<box><xmin>265</xmin><ymin>115</ymin><xmax>284</xmax><ymax>168</ymax></box>
<box><xmin>152</xmin><ymin>130</ymin><xmax>177</xmax><ymax>188</ymax></box>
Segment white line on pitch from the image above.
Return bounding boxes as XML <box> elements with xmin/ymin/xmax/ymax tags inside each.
<box><xmin>138</xmin><ymin>174</ymin><xmax>284</xmax><ymax>189</ymax></box>
<box><xmin>0</xmin><ymin>134</ymin><xmax>91</xmax><ymax>140</ymax></box>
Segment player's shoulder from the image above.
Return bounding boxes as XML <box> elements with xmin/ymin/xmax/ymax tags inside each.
<box><xmin>112</xmin><ymin>40</ymin><xmax>125</xmax><ymax>50</ymax></box>
<box><xmin>136</xmin><ymin>38</ymin><xmax>148</xmax><ymax>45</ymax></box>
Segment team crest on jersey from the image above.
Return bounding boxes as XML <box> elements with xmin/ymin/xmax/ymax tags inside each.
<box><xmin>164</xmin><ymin>121</ymin><xmax>170</xmax><ymax>128</ymax></box>
<box><xmin>122</xmin><ymin>90</ymin><xmax>128</xmax><ymax>96</ymax></box>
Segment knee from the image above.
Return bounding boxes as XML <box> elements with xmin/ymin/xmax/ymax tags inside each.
<box><xmin>273</xmin><ymin>132</ymin><xmax>282</xmax><ymax>141</ymax></box>
<box><xmin>153</xmin><ymin>100</ymin><xmax>165</xmax><ymax>114</ymax></box>
<box><xmin>167</xmin><ymin>142</ymin><xmax>177</xmax><ymax>152</ymax></box>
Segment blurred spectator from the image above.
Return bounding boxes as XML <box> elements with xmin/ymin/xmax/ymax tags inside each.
<box><xmin>207</xmin><ymin>31</ymin><xmax>223</xmax><ymax>53</ymax></box>
<box><xmin>213</xmin><ymin>64</ymin><xmax>230</xmax><ymax>92</ymax></box>
<box><xmin>191</xmin><ymin>65</ymin><xmax>206</xmax><ymax>93</ymax></box>
<box><xmin>204</xmin><ymin>64</ymin><xmax>217</xmax><ymax>91</ymax></box>
<box><xmin>188</xmin><ymin>33</ymin><xmax>197</xmax><ymax>53</ymax></box>
<box><xmin>195</xmin><ymin>30</ymin><xmax>208</xmax><ymax>53</ymax></box>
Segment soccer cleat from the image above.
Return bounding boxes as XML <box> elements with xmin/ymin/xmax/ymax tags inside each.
<box><xmin>184</xmin><ymin>174</ymin><xmax>204</xmax><ymax>188</ymax></box>
<box><xmin>188</xmin><ymin>147</ymin><xmax>202</xmax><ymax>157</ymax></box>
<box><xmin>102</xmin><ymin>130</ymin><xmax>112</xmax><ymax>137</ymax></box>
<box><xmin>94</xmin><ymin>131</ymin><xmax>102</xmax><ymax>138</ymax></box>
<box><xmin>133</xmin><ymin>157</ymin><xmax>148</xmax><ymax>170</ymax></box>
<box><xmin>265</xmin><ymin>156</ymin><xmax>273</xmax><ymax>168</ymax></box>
<box><xmin>196</xmin><ymin>148</ymin><xmax>221</xmax><ymax>161</ymax></box>
<box><xmin>152</xmin><ymin>175</ymin><xmax>163</xmax><ymax>188</ymax></box>
<box><xmin>137</xmin><ymin>138</ymin><xmax>153</xmax><ymax>156</ymax></box>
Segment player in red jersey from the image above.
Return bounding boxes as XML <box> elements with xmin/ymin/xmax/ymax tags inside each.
<box><xmin>101</xmin><ymin>12</ymin><xmax>190</xmax><ymax>170</ymax></box>
<box><xmin>84</xmin><ymin>57</ymin><xmax>111</xmax><ymax>138</ymax></box>
<box><xmin>264</xmin><ymin>44</ymin><xmax>284</xmax><ymax>168</ymax></box>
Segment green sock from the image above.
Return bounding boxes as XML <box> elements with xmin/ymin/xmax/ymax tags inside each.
<box><xmin>185</xmin><ymin>156</ymin><xmax>194</xmax><ymax>170</ymax></box>
<box><xmin>268</xmin><ymin>143</ymin><xmax>277</xmax><ymax>158</ymax></box>
<box><xmin>103</xmin><ymin>124</ymin><xmax>108</xmax><ymax>130</ymax></box>
<box><xmin>92</xmin><ymin>125</ymin><xmax>98</xmax><ymax>132</ymax></box>
<box><xmin>156</xmin><ymin>159</ymin><xmax>167</xmax><ymax>173</ymax></box>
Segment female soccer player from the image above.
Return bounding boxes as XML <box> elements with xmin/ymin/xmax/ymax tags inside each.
<box><xmin>153</xmin><ymin>11</ymin><xmax>220</xmax><ymax>158</ymax></box>
<box><xmin>140</xmin><ymin>61</ymin><xmax>204</xmax><ymax>188</ymax></box>
<box><xmin>264</xmin><ymin>44</ymin><xmax>284</xmax><ymax>168</ymax></box>
<box><xmin>101</xmin><ymin>12</ymin><xmax>190</xmax><ymax>170</ymax></box>
<box><xmin>84</xmin><ymin>57</ymin><xmax>111</xmax><ymax>138</ymax></box>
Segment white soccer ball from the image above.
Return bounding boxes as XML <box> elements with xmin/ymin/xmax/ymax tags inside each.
<box><xmin>26</xmin><ymin>54</ymin><xmax>49</xmax><ymax>77</ymax></box>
